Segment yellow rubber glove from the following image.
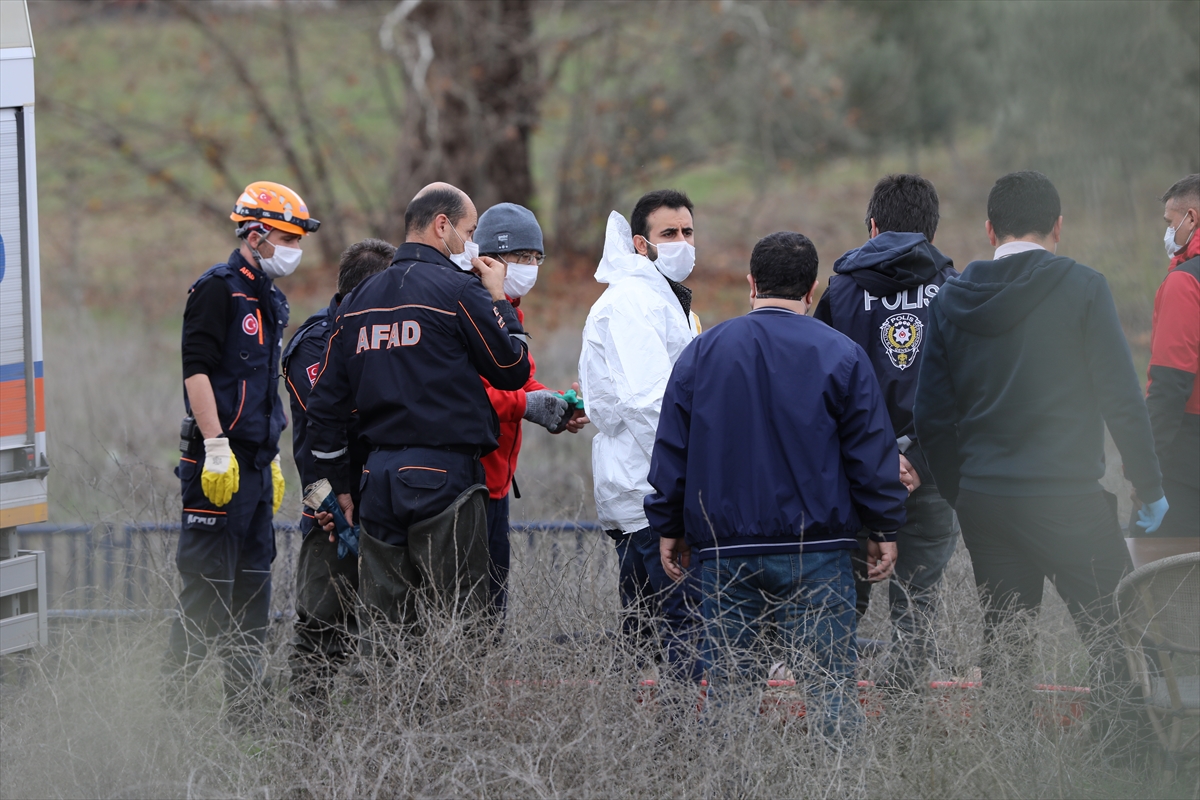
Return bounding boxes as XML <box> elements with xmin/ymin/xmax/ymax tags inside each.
<box><xmin>271</xmin><ymin>454</ymin><xmax>285</xmax><ymax>515</ymax></box>
<box><xmin>201</xmin><ymin>438</ymin><xmax>240</xmax><ymax>507</ymax></box>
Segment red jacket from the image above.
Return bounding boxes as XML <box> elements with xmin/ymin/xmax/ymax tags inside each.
<box><xmin>1146</xmin><ymin>233</ymin><xmax>1200</xmax><ymax>489</ymax></box>
<box><xmin>482</xmin><ymin>303</ymin><xmax>550</xmax><ymax>499</ymax></box>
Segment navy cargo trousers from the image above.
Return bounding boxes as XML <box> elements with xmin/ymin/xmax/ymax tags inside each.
<box><xmin>165</xmin><ymin>448</ymin><xmax>276</xmax><ymax>704</ymax></box>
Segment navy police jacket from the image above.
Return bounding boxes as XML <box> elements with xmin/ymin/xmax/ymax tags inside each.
<box><xmin>305</xmin><ymin>243</ymin><xmax>532</xmax><ymax>494</ymax></box>
<box><xmin>183</xmin><ymin>250</ymin><xmax>289</xmax><ymax>469</ymax></box>
<box><xmin>813</xmin><ymin>232</ymin><xmax>957</xmax><ymax>484</ymax></box>
<box><xmin>644</xmin><ymin>307</ymin><xmax>908</xmax><ymax>560</ymax></box>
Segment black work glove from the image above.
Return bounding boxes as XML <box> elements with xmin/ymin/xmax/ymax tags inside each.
<box><xmin>523</xmin><ymin>390</ymin><xmax>571</xmax><ymax>433</ymax></box>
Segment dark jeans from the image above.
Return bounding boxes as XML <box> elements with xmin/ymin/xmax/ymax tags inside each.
<box><xmin>956</xmin><ymin>489</ymin><xmax>1132</xmax><ymax>717</ymax></box>
<box><xmin>289</xmin><ymin>522</ymin><xmax>359</xmax><ymax>689</ymax></box>
<box><xmin>853</xmin><ymin>485</ymin><xmax>959</xmax><ymax>688</ymax></box>
<box><xmin>166</xmin><ymin>454</ymin><xmax>275</xmax><ymax>704</ymax></box>
<box><xmin>701</xmin><ymin>550</ymin><xmax>860</xmax><ymax>739</ymax></box>
<box><xmin>611</xmin><ymin>527</ymin><xmax>703</xmax><ymax>680</ymax></box>
<box><xmin>486</xmin><ymin>495</ymin><xmax>511</xmax><ymax>619</ymax></box>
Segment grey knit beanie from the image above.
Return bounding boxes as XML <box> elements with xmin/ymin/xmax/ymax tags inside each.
<box><xmin>475</xmin><ymin>202</ymin><xmax>544</xmax><ymax>256</ymax></box>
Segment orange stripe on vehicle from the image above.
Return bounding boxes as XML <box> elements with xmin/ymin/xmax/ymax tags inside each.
<box><xmin>458</xmin><ymin>302</ymin><xmax>526</xmax><ymax>369</ymax></box>
<box><xmin>0</xmin><ymin>503</ymin><xmax>48</xmax><ymax>527</ymax></box>
<box><xmin>342</xmin><ymin>303</ymin><xmax>456</xmax><ymax>318</ymax></box>
<box><xmin>0</xmin><ymin>378</ymin><xmax>46</xmax><ymax>438</ymax></box>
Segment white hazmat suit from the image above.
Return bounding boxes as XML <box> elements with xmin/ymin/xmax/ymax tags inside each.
<box><xmin>579</xmin><ymin>211</ymin><xmax>700</xmax><ymax>534</ymax></box>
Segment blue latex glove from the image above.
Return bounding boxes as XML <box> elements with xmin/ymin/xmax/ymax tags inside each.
<box><xmin>303</xmin><ymin>479</ymin><xmax>360</xmax><ymax>559</ymax></box>
<box><xmin>1135</xmin><ymin>496</ymin><xmax>1170</xmax><ymax>534</ymax></box>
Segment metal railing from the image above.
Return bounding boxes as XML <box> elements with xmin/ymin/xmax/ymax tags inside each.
<box><xmin>15</xmin><ymin>520</ymin><xmax>603</xmax><ymax>617</ymax></box>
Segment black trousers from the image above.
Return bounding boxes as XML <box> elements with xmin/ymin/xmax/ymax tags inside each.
<box><xmin>165</xmin><ymin>453</ymin><xmax>275</xmax><ymax>704</ymax></box>
<box><xmin>1158</xmin><ymin>477</ymin><xmax>1200</xmax><ymax>538</ymax></box>
<box><xmin>956</xmin><ymin>489</ymin><xmax>1132</xmax><ymax>707</ymax></box>
<box><xmin>289</xmin><ymin>525</ymin><xmax>359</xmax><ymax>688</ymax></box>
<box><xmin>486</xmin><ymin>495</ymin><xmax>511</xmax><ymax>619</ymax></box>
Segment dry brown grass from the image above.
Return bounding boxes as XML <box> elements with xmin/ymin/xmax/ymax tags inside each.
<box><xmin>3</xmin><ymin>530</ymin><xmax>1196</xmax><ymax>799</ymax></box>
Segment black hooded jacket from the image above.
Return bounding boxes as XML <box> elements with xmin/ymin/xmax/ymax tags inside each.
<box><xmin>814</xmin><ymin>232</ymin><xmax>958</xmax><ymax>483</ymax></box>
<box><xmin>913</xmin><ymin>247</ymin><xmax>1163</xmax><ymax>506</ymax></box>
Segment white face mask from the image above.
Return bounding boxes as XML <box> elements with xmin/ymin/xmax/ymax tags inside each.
<box><xmin>447</xmin><ymin>224</ymin><xmax>479</xmax><ymax>271</ymax></box>
<box><xmin>1165</xmin><ymin>212</ymin><xmax>1194</xmax><ymax>257</ymax></box>
<box><xmin>502</xmin><ymin>261</ymin><xmax>538</xmax><ymax>298</ymax></box>
<box><xmin>255</xmin><ymin>237</ymin><xmax>303</xmax><ymax>279</ymax></box>
<box><xmin>647</xmin><ymin>239</ymin><xmax>696</xmax><ymax>282</ymax></box>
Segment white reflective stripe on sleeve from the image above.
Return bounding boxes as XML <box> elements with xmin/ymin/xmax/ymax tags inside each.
<box><xmin>311</xmin><ymin>447</ymin><xmax>348</xmax><ymax>459</ymax></box>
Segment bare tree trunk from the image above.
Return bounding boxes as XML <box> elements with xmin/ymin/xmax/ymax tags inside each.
<box><xmin>380</xmin><ymin>0</ymin><xmax>538</xmax><ymax>242</ymax></box>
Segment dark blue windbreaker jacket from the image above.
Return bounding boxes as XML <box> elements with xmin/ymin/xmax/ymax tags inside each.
<box><xmin>281</xmin><ymin>295</ymin><xmax>370</xmax><ymax>532</ymax></box>
<box><xmin>813</xmin><ymin>232</ymin><xmax>957</xmax><ymax>484</ymax></box>
<box><xmin>644</xmin><ymin>307</ymin><xmax>908</xmax><ymax>560</ymax></box>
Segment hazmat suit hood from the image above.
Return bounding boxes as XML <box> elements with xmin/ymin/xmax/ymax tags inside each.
<box><xmin>833</xmin><ymin>231</ymin><xmax>954</xmax><ymax>297</ymax></box>
<box><xmin>937</xmin><ymin>249</ymin><xmax>1076</xmax><ymax>336</ymax></box>
<box><xmin>594</xmin><ymin>211</ymin><xmax>663</xmax><ymax>286</ymax></box>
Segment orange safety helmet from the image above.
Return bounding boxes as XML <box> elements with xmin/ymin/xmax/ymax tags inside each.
<box><xmin>230</xmin><ymin>180</ymin><xmax>320</xmax><ymax>236</ymax></box>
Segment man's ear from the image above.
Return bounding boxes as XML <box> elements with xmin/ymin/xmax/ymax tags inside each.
<box><xmin>1050</xmin><ymin>215</ymin><xmax>1063</xmax><ymax>244</ymax></box>
<box><xmin>634</xmin><ymin>234</ymin><xmax>649</xmax><ymax>257</ymax></box>
<box><xmin>985</xmin><ymin>219</ymin><xmax>999</xmax><ymax>248</ymax></box>
<box><xmin>806</xmin><ymin>278</ymin><xmax>820</xmax><ymax>305</ymax></box>
<box><xmin>869</xmin><ymin>219</ymin><xmax>879</xmax><ymax>239</ymax></box>
<box><xmin>746</xmin><ymin>273</ymin><xmax>756</xmax><ymax>299</ymax></box>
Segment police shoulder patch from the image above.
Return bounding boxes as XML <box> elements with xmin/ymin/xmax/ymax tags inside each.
<box><xmin>880</xmin><ymin>312</ymin><xmax>923</xmax><ymax>370</ymax></box>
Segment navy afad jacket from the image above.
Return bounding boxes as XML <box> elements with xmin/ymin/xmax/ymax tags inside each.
<box><xmin>304</xmin><ymin>243</ymin><xmax>532</xmax><ymax>494</ymax></box>
<box><xmin>813</xmin><ymin>232</ymin><xmax>958</xmax><ymax>484</ymax></box>
<box><xmin>183</xmin><ymin>250</ymin><xmax>289</xmax><ymax>469</ymax></box>
<box><xmin>282</xmin><ymin>294</ymin><xmax>368</xmax><ymax>531</ymax></box>
<box><xmin>644</xmin><ymin>308</ymin><xmax>908</xmax><ymax>559</ymax></box>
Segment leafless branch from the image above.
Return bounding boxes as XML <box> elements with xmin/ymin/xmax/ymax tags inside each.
<box><xmin>168</xmin><ymin>0</ymin><xmax>313</xmax><ymax>191</ymax></box>
<box><xmin>42</xmin><ymin>97</ymin><xmax>228</xmax><ymax>224</ymax></box>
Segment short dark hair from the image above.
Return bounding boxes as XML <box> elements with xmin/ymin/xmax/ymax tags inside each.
<box><xmin>987</xmin><ymin>171</ymin><xmax>1061</xmax><ymax>239</ymax></box>
<box><xmin>1162</xmin><ymin>174</ymin><xmax>1200</xmax><ymax>207</ymax></box>
<box><xmin>750</xmin><ymin>232</ymin><xmax>819</xmax><ymax>300</ymax></box>
<box><xmin>337</xmin><ymin>238</ymin><xmax>395</xmax><ymax>296</ymax></box>
<box><xmin>630</xmin><ymin>189</ymin><xmax>694</xmax><ymax>239</ymax></box>
<box><xmin>866</xmin><ymin>174</ymin><xmax>940</xmax><ymax>241</ymax></box>
<box><xmin>404</xmin><ymin>188</ymin><xmax>467</xmax><ymax>236</ymax></box>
